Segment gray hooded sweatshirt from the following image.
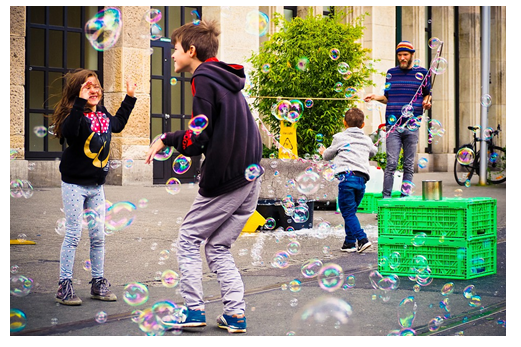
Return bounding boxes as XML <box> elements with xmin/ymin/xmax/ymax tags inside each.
<box><xmin>322</xmin><ymin>127</ymin><xmax>378</xmax><ymax>179</ymax></box>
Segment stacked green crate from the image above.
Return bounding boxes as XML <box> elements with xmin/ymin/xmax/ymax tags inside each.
<box><xmin>377</xmin><ymin>197</ymin><xmax>497</xmax><ymax>279</ymax></box>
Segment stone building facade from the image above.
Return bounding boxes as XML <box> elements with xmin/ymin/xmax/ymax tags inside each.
<box><xmin>9</xmin><ymin>6</ymin><xmax>506</xmax><ymax>187</ymax></box>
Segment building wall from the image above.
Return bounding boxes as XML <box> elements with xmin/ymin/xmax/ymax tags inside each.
<box><xmin>9</xmin><ymin>6</ymin><xmax>507</xmax><ymax>187</ymax></box>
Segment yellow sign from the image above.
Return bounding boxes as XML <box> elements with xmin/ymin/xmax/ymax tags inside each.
<box><xmin>278</xmin><ymin>121</ymin><xmax>298</xmax><ymax>159</ymax></box>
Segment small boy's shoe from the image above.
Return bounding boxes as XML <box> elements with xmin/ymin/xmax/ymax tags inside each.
<box><xmin>357</xmin><ymin>238</ymin><xmax>372</xmax><ymax>253</ymax></box>
<box><xmin>169</xmin><ymin>308</ymin><xmax>206</xmax><ymax>328</ymax></box>
<box><xmin>89</xmin><ymin>277</ymin><xmax>117</xmax><ymax>301</ymax></box>
<box><xmin>216</xmin><ymin>313</ymin><xmax>247</xmax><ymax>333</ymax></box>
<box><xmin>56</xmin><ymin>279</ymin><xmax>82</xmax><ymax>306</ymax></box>
<box><xmin>341</xmin><ymin>242</ymin><xmax>357</xmax><ymax>252</ymax></box>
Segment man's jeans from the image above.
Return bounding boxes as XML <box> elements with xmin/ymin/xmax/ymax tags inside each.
<box><xmin>383</xmin><ymin>126</ymin><xmax>419</xmax><ymax>197</ymax></box>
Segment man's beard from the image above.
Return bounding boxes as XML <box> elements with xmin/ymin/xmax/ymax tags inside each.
<box><xmin>399</xmin><ymin>59</ymin><xmax>412</xmax><ymax>69</ymax></box>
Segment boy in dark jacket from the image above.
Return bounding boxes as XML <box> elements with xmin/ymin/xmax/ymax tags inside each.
<box><xmin>145</xmin><ymin>20</ymin><xmax>263</xmax><ymax>333</ymax></box>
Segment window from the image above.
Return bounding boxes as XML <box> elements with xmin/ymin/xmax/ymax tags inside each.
<box><xmin>25</xmin><ymin>6</ymin><xmax>103</xmax><ymax>159</ymax></box>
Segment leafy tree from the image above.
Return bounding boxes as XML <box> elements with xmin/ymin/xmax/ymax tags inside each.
<box><xmin>247</xmin><ymin>8</ymin><xmax>380</xmax><ymax>157</ymax></box>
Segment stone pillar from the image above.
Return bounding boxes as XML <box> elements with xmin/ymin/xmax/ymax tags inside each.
<box><xmin>430</xmin><ymin>6</ymin><xmax>456</xmax><ymax>171</ymax></box>
<box><xmin>10</xmin><ymin>6</ymin><xmax>27</xmax><ymax>180</ymax></box>
<box><xmin>103</xmin><ymin>6</ymin><xmax>152</xmax><ymax>186</ymax></box>
<box><xmin>489</xmin><ymin>6</ymin><xmax>506</xmax><ymax>148</ymax></box>
<box><xmin>458</xmin><ymin>7</ymin><xmax>482</xmax><ymax>147</ymax></box>
<box><xmin>354</xmin><ymin>6</ymin><xmax>396</xmax><ymax>134</ymax></box>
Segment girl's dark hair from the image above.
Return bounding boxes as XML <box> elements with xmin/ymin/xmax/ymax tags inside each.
<box><xmin>171</xmin><ymin>20</ymin><xmax>220</xmax><ymax>62</ymax></box>
<box><xmin>344</xmin><ymin>107</ymin><xmax>365</xmax><ymax>128</ymax></box>
<box><xmin>49</xmin><ymin>69</ymin><xmax>102</xmax><ymax>139</ymax></box>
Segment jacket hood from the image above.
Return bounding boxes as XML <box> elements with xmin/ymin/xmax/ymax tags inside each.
<box><xmin>192</xmin><ymin>58</ymin><xmax>246</xmax><ymax>93</ymax></box>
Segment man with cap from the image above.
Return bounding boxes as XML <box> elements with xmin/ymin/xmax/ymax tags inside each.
<box><xmin>364</xmin><ymin>41</ymin><xmax>432</xmax><ymax>198</ymax></box>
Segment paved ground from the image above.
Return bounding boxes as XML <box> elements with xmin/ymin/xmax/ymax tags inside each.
<box><xmin>9</xmin><ymin>171</ymin><xmax>508</xmax><ymax>339</ymax></box>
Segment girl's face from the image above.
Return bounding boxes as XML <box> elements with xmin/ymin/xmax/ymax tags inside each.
<box><xmin>84</xmin><ymin>76</ymin><xmax>102</xmax><ymax>111</ymax></box>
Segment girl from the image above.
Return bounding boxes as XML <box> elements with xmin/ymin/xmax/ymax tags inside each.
<box><xmin>50</xmin><ymin>69</ymin><xmax>136</xmax><ymax>305</ymax></box>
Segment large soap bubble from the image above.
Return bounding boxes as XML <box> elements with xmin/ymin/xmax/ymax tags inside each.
<box><xmin>85</xmin><ymin>7</ymin><xmax>122</xmax><ymax>51</ymax></box>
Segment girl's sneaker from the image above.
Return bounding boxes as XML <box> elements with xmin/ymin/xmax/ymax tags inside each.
<box><xmin>55</xmin><ymin>279</ymin><xmax>82</xmax><ymax>305</ymax></box>
<box><xmin>89</xmin><ymin>277</ymin><xmax>117</xmax><ymax>301</ymax></box>
<box><xmin>216</xmin><ymin>313</ymin><xmax>247</xmax><ymax>333</ymax></box>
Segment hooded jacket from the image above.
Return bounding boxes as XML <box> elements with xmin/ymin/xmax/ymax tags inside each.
<box><xmin>59</xmin><ymin>95</ymin><xmax>136</xmax><ymax>186</ymax></box>
<box><xmin>161</xmin><ymin>58</ymin><xmax>263</xmax><ymax>197</ymax></box>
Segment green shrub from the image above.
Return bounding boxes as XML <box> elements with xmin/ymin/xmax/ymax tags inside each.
<box><xmin>247</xmin><ymin>8</ymin><xmax>380</xmax><ymax>157</ymax></box>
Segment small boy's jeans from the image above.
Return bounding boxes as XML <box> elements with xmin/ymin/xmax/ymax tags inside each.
<box><xmin>337</xmin><ymin>176</ymin><xmax>367</xmax><ymax>244</ymax></box>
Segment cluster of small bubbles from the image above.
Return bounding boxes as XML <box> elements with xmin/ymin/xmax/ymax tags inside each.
<box><xmin>105</xmin><ymin>201</ymin><xmax>136</xmax><ymax>233</ymax></box>
<box><xmin>10</xmin><ymin>179</ymin><xmax>34</xmax><ymax>199</ymax></box>
<box><xmin>251</xmin><ymin>233</ymin><xmax>266</xmax><ymax>266</ymax></box>
<box><xmin>245</xmin><ymin>10</ymin><xmax>269</xmax><ymax>37</ymax></box>
<box><xmin>10</xmin><ymin>309</ymin><xmax>27</xmax><ymax>333</ymax></box>
<box><xmin>123</xmin><ymin>282</ymin><xmax>150</xmax><ymax>306</ymax></box>
<box><xmin>84</xmin><ymin>7</ymin><xmax>122</xmax><ymax>51</ymax></box>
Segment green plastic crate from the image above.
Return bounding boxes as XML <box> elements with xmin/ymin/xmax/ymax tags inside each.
<box><xmin>336</xmin><ymin>191</ymin><xmax>401</xmax><ymax>214</ymax></box>
<box><xmin>377</xmin><ymin>235</ymin><xmax>497</xmax><ymax>279</ymax></box>
<box><xmin>377</xmin><ymin>197</ymin><xmax>497</xmax><ymax>240</ymax></box>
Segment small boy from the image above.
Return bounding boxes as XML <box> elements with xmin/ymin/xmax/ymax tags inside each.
<box><xmin>145</xmin><ymin>20</ymin><xmax>263</xmax><ymax>333</ymax></box>
<box><xmin>319</xmin><ymin>108</ymin><xmax>377</xmax><ymax>253</ymax></box>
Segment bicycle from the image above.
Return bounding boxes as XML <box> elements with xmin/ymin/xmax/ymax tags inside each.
<box><xmin>454</xmin><ymin>124</ymin><xmax>506</xmax><ymax>185</ymax></box>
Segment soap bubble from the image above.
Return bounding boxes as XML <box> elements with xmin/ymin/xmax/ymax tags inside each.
<box><xmin>262</xmin><ymin>63</ymin><xmax>271</xmax><ymax>73</ymax></box>
<box><xmin>418</xmin><ymin>157</ymin><xmax>428</xmax><ymax>169</ymax></box>
<box><xmin>463</xmin><ymin>285</ymin><xmax>476</xmax><ymax>299</ymax></box>
<box><xmin>289</xmin><ymin>279</ymin><xmax>302</xmax><ymax>292</ymax></box>
<box><xmin>305</xmin><ymin>99</ymin><xmax>314</xmax><ymax>108</ymax></box>
<box><xmin>33</xmin><ymin>125</ymin><xmax>48</xmax><ymax>138</ymax></box>
<box><xmin>170</xmin><ymin>78</ymin><xmax>178</xmax><ymax>86</ymax></box>
<box><xmin>165</xmin><ymin>177</ymin><xmax>181</xmax><ymax>195</ymax></box>
<box><xmin>144</xmin><ymin>8</ymin><xmax>162</xmax><ymax>24</ymax></box>
<box><xmin>10</xmin><ymin>274</ymin><xmax>34</xmax><ymax>297</ymax></box>
<box><xmin>481</xmin><ymin>94</ymin><xmax>492</xmax><ymax>107</ymax></box>
<box><xmin>188</xmin><ymin>114</ymin><xmax>209</xmax><ymax>135</ymax></box>
<box><xmin>334</xmin><ymin>82</ymin><xmax>343</xmax><ymax>92</ymax></box>
<box><xmin>415</xmin><ymin>72</ymin><xmax>424</xmax><ymax>81</ymax></box>
<box><xmin>161</xmin><ymin>270</ymin><xmax>180</xmax><ymax>288</ymax></box>
<box><xmin>264</xmin><ymin>217</ymin><xmax>276</xmax><ymax>230</ymax></box>
<box><xmin>95</xmin><ymin>311</ymin><xmax>108</xmax><ymax>324</ymax></box>
<box><xmin>292</xmin><ymin>205</ymin><xmax>310</xmax><ymax>223</ymax></box>
<box><xmin>105</xmin><ymin>201</ymin><xmax>136</xmax><ymax>232</ymax></box>
<box><xmin>397</xmin><ymin>296</ymin><xmax>417</xmax><ymax>328</ymax></box>
<box><xmin>274</xmin><ymin>100</ymin><xmax>292</xmax><ymax>120</ymax></box>
<box><xmin>85</xmin><ymin>7</ymin><xmax>122</xmax><ymax>51</ymax></box>
<box><xmin>296</xmin><ymin>57</ymin><xmax>310</xmax><ymax>71</ymax></box>
<box><xmin>245</xmin><ymin>10</ymin><xmax>269</xmax><ymax>37</ymax></box>
<box><xmin>337</xmin><ymin>62</ymin><xmax>350</xmax><ymax>74</ymax></box>
<box><xmin>191</xmin><ymin>10</ymin><xmax>201</xmax><ymax>25</ymax></box>
<box><xmin>291</xmin><ymin>296</ymin><xmax>353</xmax><ymax>336</ymax></box>
<box><xmin>457</xmin><ymin>147</ymin><xmax>475</xmax><ymax>165</ymax></box>
<box><xmin>428</xmin><ymin>316</ymin><xmax>444</xmax><ymax>331</ymax></box>
<box><xmin>272</xmin><ymin>251</ymin><xmax>290</xmax><ymax>269</ymax></box>
<box><xmin>123</xmin><ymin>282</ymin><xmax>149</xmax><ymax>306</ymax></box>
<box><xmin>172</xmin><ymin>154</ymin><xmax>192</xmax><ymax>175</ymax></box>
<box><xmin>245</xmin><ymin>164</ymin><xmax>262</xmax><ymax>181</ymax></box>
<box><xmin>301</xmin><ymin>258</ymin><xmax>323</xmax><ymax>278</ymax></box>
<box><xmin>149</xmin><ymin>135</ymin><xmax>174</xmax><ymax>161</ymax></box>
<box><xmin>10</xmin><ymin>309</ymin><xmax>27</xmax><ymax>333</ymax></box>
<box><xmin>329</xmin><ymin>48</ymin><xmax>340</xmax><ymax>60</ymax></box>
<box><xmin>441</xmin><ymin>282</ymin><xmax>455</xmax><ymax>295</ymax></box>
<box><xmin>401</xmin><ymin>104</ymin><xmax>414</xmax><ymax>118</ymax></box>
<box><xmin>295</xmin><ymin>171</ymin><xmax>320</xmax><ymax>195</ymax></box>
<box><xmin>401</xmin><ymin>180</ymin><xmax>415</xmax><ymax>196</ymax></box>
<box><xmin>430</xmin><ymin>57</ymin><xmax>448</xmax><ymax>74</ymax></box>
<box><xmin>317</xmin><ymin>263</ymin><xmax>344</xmax><ymax>292</ymax></box>
<box><xmin>428</xmin><ymin>37</ymin><xmax>442</xmax><ymax>49</ymax></box>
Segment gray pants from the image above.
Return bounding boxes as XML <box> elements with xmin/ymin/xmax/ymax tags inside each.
<box><xmin>177</xmin><ymin>179</ymin><xmax>261</xmax><ymax>315</ymax></box>
<box><xmin>383</xmin><ymin>126</ymin><xmax>419</xmax><ymax>197</ymax></box>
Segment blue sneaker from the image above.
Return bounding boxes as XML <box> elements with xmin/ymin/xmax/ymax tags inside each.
<box><xmin>216</xmin><ymin>313</ymin><xmax>247</xmax><ymax>333</ymax></box>
<box><xmin>168</xmin><ymin>308</ymin><xmax>206</xmax><ymax>328</ymax></box>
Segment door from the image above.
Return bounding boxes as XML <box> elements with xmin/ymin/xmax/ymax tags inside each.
<box><xmin>150</xmin><ymin>6</ymin><xmax>202</xmax><ymax>184</ymax></box>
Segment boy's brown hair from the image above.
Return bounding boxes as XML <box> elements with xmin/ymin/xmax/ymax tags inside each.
<box><xmin>344</xmin><ymin>107</ymin><xmax>365</xmax><ymax>128</ymax></box>
<box><xmin>171</xmin><ymin>20</ymin><xmax>220</xmax><ymax>62</ymax></box>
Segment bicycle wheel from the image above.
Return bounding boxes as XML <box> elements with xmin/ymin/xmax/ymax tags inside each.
<box><xmin>475</xmin><ymin>145</ymin><xmax>506</xmax><ymax>184</ymax></box>
<box><xmin>454</xmin><ymin>145</ymin><xmax>475</xmax><ymax>186</ymax></box>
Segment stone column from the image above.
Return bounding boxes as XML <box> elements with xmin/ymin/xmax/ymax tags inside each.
<box><xmin>10</xmin><ymin>6</ymin><xmax>28</xmax><ymax>181</ymax></box>
<box><xmin>430</xmin><ymin>6</ymin><xmax>456</xmax><ymax>171</ymax></box>
<box><xmin>103</xmin><ymin>6</ymin><xmax>152</xmax><ymax>186</ymax></box>
<box><xmin>458</xmin><ymin>7</ymin><xmax>482</xmax><ymax>147</ymax></box>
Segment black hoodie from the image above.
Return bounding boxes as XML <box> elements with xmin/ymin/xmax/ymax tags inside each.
<box><xmin>59</xmin><ymin>95</ymin><xmax>136</xmax><ymax>186</ymax></box>
<box><xmin>162</xmin><ymin>58</ymin><xmax>263</xmax><ymax>197</ymax></box>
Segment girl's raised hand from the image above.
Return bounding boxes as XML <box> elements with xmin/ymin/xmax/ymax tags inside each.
<box><xmin>126</xmin><ymin>79</ymin><xmax>137</xmax><ymax>98</ymax></box>
<box><xmin>79</xmin><ymin>81</ymin><xmax>93</xmax><ymax>100</ymax></box>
